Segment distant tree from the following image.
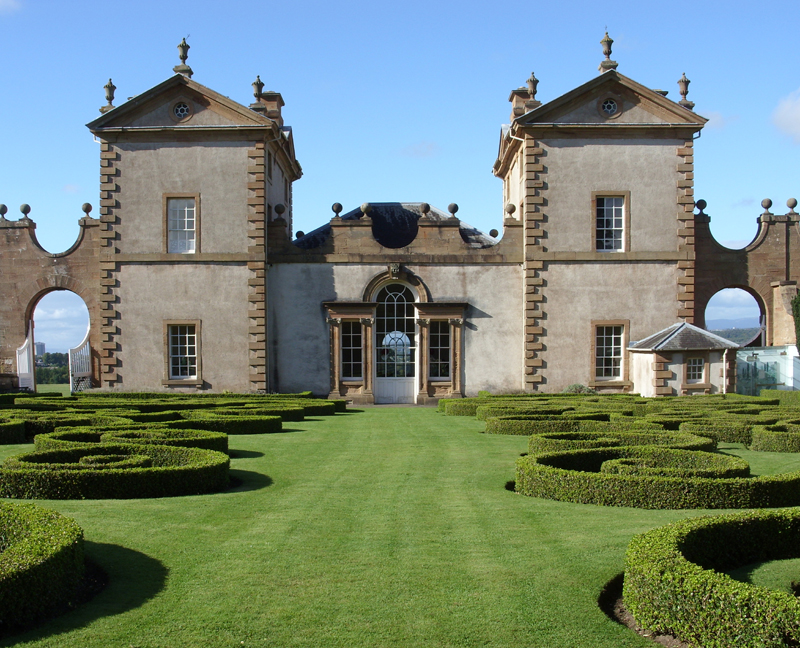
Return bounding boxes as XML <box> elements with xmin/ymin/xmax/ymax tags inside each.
<box><xmin>36</xmin><ymin>366</ymin><xmax>69</xmax><ymax>384</ymax></box>
<box><xmin>41</xmin><ymin>352</ymin><xmax>68</xmax><ymax>367</ymax></box>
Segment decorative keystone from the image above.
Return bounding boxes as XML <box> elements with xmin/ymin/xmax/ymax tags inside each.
<box><xmin>447</xmin><ymin>203</ymin><xmax>459</xmax><ymax>219</ymax></box>
<box><xmin>100</xmin><ymin>78</ymin><xmax>116</xmax><ymax>113</ymax></box>
<box><xmin>678</xmin><ymin>73</ymin><xmax>695</xmax><ymax>110</ymax></box>
<box><xmin>598</xmin><ymin>32</ymin><xmax>618</xmax><ymax>72</ymax></box>
<box><xmin>173</xmin><ymin>38</ymin><xmax>194</xmax><ymax>78</ymax></box>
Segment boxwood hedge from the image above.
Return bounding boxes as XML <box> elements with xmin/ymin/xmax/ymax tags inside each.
<box><xmin>0</xmin><ymin>443</ymin><xmax>230</xmax><ymax>499</ymax></box>
<box><xmin>750</xmin><ymin>424</ymin><xmax>800</xmax><ymax>453</ymax></box>
<box><xmin>0</xmin><ymin>501</ymin><xmax>84</xmax><ymax>631</ymax></box>
<box><xmin>34</xmin><ymin>427</ymin><xmax>229</xmax><ymax>454</ymax></box>
<box><xmin>515</xmin><ymin>446</ymin><xmax>800</xmax><ymax>509</ymax></box>
<box><xmin>527</xmin><ymin>430</ymin><xmax>716</xmax><ymax>455</ymax></box>
<box><xmin>485</xmin><ymin>417</ymin><xmax>662</xmax><ymax>436</ymax></box>
<box><xmin>0</xmin><ymin>419</ymin><xmax>25</xmax><ymax>444</ymax></box>
<box><xmin>624</xmin><ymin>508</ymin><xmax>800</xmax><ymax>647</ymax></box>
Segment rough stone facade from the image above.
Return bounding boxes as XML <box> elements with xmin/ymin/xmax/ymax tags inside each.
<box><xmin>0</xmin><ymin>41</ymin><xmax>796</xmax><ymax>399</ymax></box>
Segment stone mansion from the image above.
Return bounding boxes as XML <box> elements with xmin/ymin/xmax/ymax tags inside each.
<box><xmin>1</xmin><ymin>35</ymin><xmax>798</xmax><ymax>402</ymax></box>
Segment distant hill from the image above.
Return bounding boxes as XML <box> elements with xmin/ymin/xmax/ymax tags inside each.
<box><xmin>706</xmin><ymin>318</ymin><xmax>760</xmax><ymax>330</ymax></box>
<box><xmin>709</xmin><ymin>327</ymin><xmax>761</xmax><ymax>345</ymax></box>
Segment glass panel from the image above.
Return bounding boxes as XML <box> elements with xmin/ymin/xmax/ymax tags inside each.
<box><xmin>595</xmin><ymin>325</ymin><xmax>622</xmax><ymax>379</ymax></box>
<box><xmin>341</xmin><ymin>321</ymin><xmax>363</xmax><ymax>379</ymax></box>
<box><xmin>596</xmin><ymin>196</ymin><xmax>624</xmax><ymax>252</ymax></box>
<box><xmin>376</xmin><ymin>284</ymin><xmax>416</xmax><ymax>378</ymax></box>
<box><xmin>429</xmin><ymin>320</ymin><xmax>451</xmax><ymax>379</ymax></box>
<box><xmin>169</xmin><ymin>325</ymin><xmax>197</xmax><ymax>379</ymax></box>
<box><xmin>168</xmin><ymin>198</ymin><xmax>196</xmax><ymax>254</ymax></box>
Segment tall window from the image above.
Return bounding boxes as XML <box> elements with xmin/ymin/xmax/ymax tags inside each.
<box><xmin>686</xmin><ymin>357</ymin><xmax>705</xmax><ymax>383</ymax></box>
<box><xmin>596</xmin><ymin>196</ymin><xmax>624</xmax><ymax>252</ymax></box>
<box><xmin>341</xmin><ymin>321</ymin><xmax>363</xmax><ymax>380</ymax></box>
<box><xmin>169</xmin><ymin>324</ymin><xmax>198</xmax><ymax>379</ymax></box>
<box><xmin>168</xmin><ymin>198</ymin><xmax>196</xmax><ymax>254</ymax></box>
<box><xmin>595</xmin><ymin>325</ymin><xmax>623</xmax><ymax>379</ymax></box>
<box><xmin>376</xmin><ymin>284</ymin><xmax>416</xmax><ymax>378</ymax></box>
<box><xmin>429</xmin><ymin>320</ymin><xmax>450</xmax><ymax>379</ymax></box>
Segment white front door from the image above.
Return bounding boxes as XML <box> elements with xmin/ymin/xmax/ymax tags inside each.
<box><xmin>374</xmin><ymin>284</ymin><xmax>417</xmax><ymax>404</ymax></box>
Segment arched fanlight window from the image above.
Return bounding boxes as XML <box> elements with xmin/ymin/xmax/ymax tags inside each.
<box><xmin>375</xmin><ymin>284</ymin><xmax>416</xmax><ymax>378</ymax></box>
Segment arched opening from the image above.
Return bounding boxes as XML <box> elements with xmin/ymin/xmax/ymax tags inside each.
<box><xmin>704</xmin><ymin>287</ymin><xmax>764</xmax><ymax>346</ymax></box>
<box><xmin>30</xmin><ymin>290</ymin><xmax>90</xmax><ymax>392</ymax></box>
<box><xmin>374</xmin><ymin>283</ymin><xmax>418</xmax><ymax>404</ymax></box>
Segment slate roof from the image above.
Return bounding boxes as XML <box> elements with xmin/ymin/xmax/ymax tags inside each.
<box><xmin>629</xmin><ymin>322</ymin><xmax>739</xmax><ymax>352</ymax></box>
<box><xmin>293</xmin><ymin>202</ymin><xmax>498</xmax><ymax>250</ymax></box>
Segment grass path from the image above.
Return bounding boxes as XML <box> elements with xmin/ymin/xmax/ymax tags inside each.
<box><xmin>1</xmin><ymin>408</ymin><xmax>796</xmax><ymax>647</ymax></box>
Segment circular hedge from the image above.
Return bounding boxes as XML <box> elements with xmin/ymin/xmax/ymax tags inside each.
<box><xmin>515</xmin><ymin>446</ymin><xmax>800</xmax><ymax>509</ymax></box>
<box><xmin>0</xmin><ymin>502</ymin><xmax>84</xmax><ymax>630</ymax></box>
<box><xmin>750</xmin><ymin>424</ymin><xmax>800</xmax><ymax>453</ymax></box>
<box><xmin>100</xmin><ymin>429</ymin><xmax>228</xmax><ymax>453</ymax></box>
<box><xmin>486</xmin><ymin>417</ymin><xmax>663</xmax><ymax>437</ymax></box>
<box><xmin>0</xmin><ymin>443</ymin><xmax>230</xmax><ymax>499</ymax></box>
<box><xmin>624</xmin><ymin>508</ymin><xmax>800</xmax><ymax>647</ymax></box>
<box><xmin>527</xmin><ymin>430</ymin><xmax>716</xmax><ymax>455</ymax></box>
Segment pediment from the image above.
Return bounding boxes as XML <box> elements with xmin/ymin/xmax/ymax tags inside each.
<box><xmin>87</xmin><ymin>75</ymin><xmax>274</xmax><ymax>131</ymax></box>
<box><xmin>518</xmin><ymin>71</ymin><xmax>706</xmax><ymax>127</ymax></box>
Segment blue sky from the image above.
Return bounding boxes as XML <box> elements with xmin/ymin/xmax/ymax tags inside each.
<box><xmin>2</xmin><ymin>0</ymin><xmax>797</xmax><ymax>350</ymax></box>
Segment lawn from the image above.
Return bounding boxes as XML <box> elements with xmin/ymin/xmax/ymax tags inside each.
<box><xmin>1</xmin><ymin>407</ymin><xmax>796</xmax><ymax>647</ymax></box>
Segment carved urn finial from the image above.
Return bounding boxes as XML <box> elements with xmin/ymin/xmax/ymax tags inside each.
<box><xmin>173</xmin><ymin>38</ymin><xmax>194</xmax><ymax>78</ymax></box>
<box><xmin>678</xmin><ymin>73</ymin><xmax>695</xmax><ymax>110</ymax></box>
<box><xmin>100</xmin><ymin>78</ymin><xmax>116</xmax><ymax>113</ymax></box>
<box><xmin>252</xmin><ymin>75</ymin><xmax>264</xmax><ymax>99</ymax></box>
<box><xmin>526</xmin><ymin>72</ymin><xmax>539</xmax><ymax>100</ymax></box>
<box><xmin>598</xmin><ymin>32</ymin><xmax>618</xmax><ymax>72</ymax></box>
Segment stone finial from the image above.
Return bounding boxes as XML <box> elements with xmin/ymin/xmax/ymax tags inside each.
<box><xmin>358</xmin><ymin>203</ymin><xmax>372</xmax><ymax>219</ymax></box>
<box><xmin>295</xmin><ymin>231</ymin><xmax>305</xmax><ymax>238</ymax></box>
<box><xmin>526</xmin><ymin>72</ymin><xmax>539</xmax><ymax>100</ymax></box>
<box><xmin>598</xmin><ymin>32</ymin><xmax>618</xmax><ymax>73</ymax></box>
<box><xmin>19</xmin><ymin>204</ymin><xmax>31</xmax><ymax>220</ymax></box>
<box><xmin>762</xmin><ymin>198</ymin><xmax>773</xmax><ymax>215</ymax></box>
<box><xmin>173</xmin><ymin>38</ymin><xmax>194</xmax><ymax>78</ymax></box>
<box><xmin>505</xmin><ymin>203</ymin><xmax>517</xmax><ymax>216</ymax></box>
<box><xmin>489</xmin><ymin>229</ymin><xmax>499</xmax><ymax>238</ymax></box>
<box><xmin>274</xmin><ymin>203</ymin><xmax>286</xmax><ymax>219</ymax></box>
<box><xmin>447</xmin><ymin>203</ymin><xmax>459</xmax><ymax>218</ymax></box>
<box><xmin>331</xmin><ymin>202</ymin><xmax>343</xmax><ymax>217</ymax></box>
<box><xmin>0</xmin><ymin>204</ymin><xmax>7</xmax><ymax>221</ymax></box>
<box><xmin>788</xmin><ymin>198</ymin><xmax>798</xmax><ymax>214</ymax></box>
<box><xmin>81</xmin><ymin>203</ymin><xmax>93</xmax><ymax>216</ymax></box>
<box><xmin>419</xmin><ymin>203</ymin><xmax>431</xmax><ymax>219</ymax></box>
<box><xmin>678</xmin><ymin>73</ymin><xmax>695</xmax><ymax>110</ymax></box>
<box><xmin>695</xmin><ymin>199</ymin><xmax>707</xmax><ymax>215</ymax></box>
<box><xmin>100</xmin><ymin>78</ymin><xmax>116</xmax><ymax>113</ymax></box>
<box><xmin>252</xmin><ymin>76</ymin><xmax>264</xmax><ymax>99</ymax></box>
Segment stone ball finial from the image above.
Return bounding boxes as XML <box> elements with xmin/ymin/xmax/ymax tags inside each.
<box><xmin>447</xmin><ymin>203</ymin><xmax>459</xmax><ymax>217</ymax></box>
<box><xmin>295</xmin><ymin>231</ymin><xmax>305</xmax><ymax>238</ymax></box>
<box><xmin>505</xmin><ymin>203</ymin><xmax>517</xmax><ymax>215</ymax></box>
<box><xmin>420</xmin><ymin>202</ymin><xmax>430</xmax><ymax>215</ymax></box>
<box><xmin>81</xmin><ymin>203</ymin><xmax>92</xmax><ymax>215</ymax></box>
<box><xmin>787</xmin><ymin>198</ymin><xmax>798</xmax><ymax>213</ymax></box>
<box><xmin>360</xmin><ymin>202</ymin><xmax>372</xmax><ymax>215</ymax></box>
<box><xmin>274</xmin><ymin>203</ymin><xmax>286</xmax><ymax>215</ymax></box>
<box><xmin>762</xmin><ymin>198</ymin><xmax>773</xmax><ymax>212</ymax></box>
<box><xmin>331</xmin><ymin>202</ymin><xmax>343</xmax><ymax>216</ymax></box>
<box><xmin>489</xmin><ymin>229</ymin><xmax>499</xmax><ymax>238</ymax></box>
<box><xmin>0</xmin><ymin>204</ymin><xmax>7</xmax><ymax>217</ymax></box>
<box><xmin>695</xmin><ymin>199</ymin><xmax>707</xmax><ymax>212</ymax></box>
<box><xmin>20</xmin><ymin>204</ymin><xmax>31</xmax><ymax>216</ymax></box>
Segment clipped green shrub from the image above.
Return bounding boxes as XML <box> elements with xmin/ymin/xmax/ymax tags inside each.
<box><xmin>485</xmin><ymin>416</ymin><xmax>662</xmax><ymax>436</ymax></box>
<box><xmin>0</xmin><ymin>501</ymin><xmax>84</xmax><ymax>630</ymax></box>
<box><xmin>100</xmin><ymin>429</ymin><xmax>229</xmax><ymax>453</ymax></box>
<box><xmin>169</xmin><ymin>416</ymin><xmax>282</xmax><ymax>435</ymax></box>
<box><xmin>624</xmin><ymin>508</ymin><xmax>800</xmax><ymax>647</ymax></box>
<box><xmin>678</xmin><ymin>421</ymin><xmax>754</xmax><ymax>445</ymax></box>
<box><xmin>183</xmin><ymin>406</ymin><xmax>302</xmax><ymax>423</ymax></box>
<box><xmin>0</xmin><ymin>443</ymin><xmax>230</xmax><ymax>499</ymax></box>
<box><xmin>599</xmin><ymin>450</ymin><xmax>748</xmax><ymax>479</ymax></box>
<box><xmin>474</xmin><ymin>405</ymin><xmax>575</xmax><ymax>421</ymax></box>
<box><xmin>751</xmin><ymin>424</ymin><xmax>800</xmax><ymax>453</ymax></box>
<box><xmin>515</xmin><ymin>446</ymin><xmax>800</xmax><ymax>509</ymax></box>
<box><xmin>0</xmin><ymin>419</ymin><xmax>26</xmax><ymax>444</ymax></box>
<box><xmin>527</xmin><ymin>430</ymin><xmax>715</xmax><ymax>455</ymax></box>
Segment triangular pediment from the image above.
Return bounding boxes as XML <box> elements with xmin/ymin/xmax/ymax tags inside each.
<box><xmin>87</xmin><ymin>75</ymin><xmax>274</xmax><ymax>131</ymax></box>
<box><xmin>517</xmin><ymin>71</ymin><xmax>707</xmax><ymax>127</ymax></box>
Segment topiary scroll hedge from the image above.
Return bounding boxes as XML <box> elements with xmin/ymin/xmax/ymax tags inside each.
<box><xmin>624</xmin><ymin>508</ymin><xmax>800</xmax><ymax>647</ymax></box>
<box><xmin>515</xmin><ymin>446</ymin><xmax>800</xmax><ymax>509</ymax></box>
<box><xmin>0</xmin><ymin>443</ymin><xmax>230</xmax><ymax>499</ymax></box>
<box><xmin>0</xmin><ymin>502</ymin><xmax>85</xmax><ymax>631</ymax></box>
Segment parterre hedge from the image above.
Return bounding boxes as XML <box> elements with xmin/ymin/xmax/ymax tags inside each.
<box><xmin>515</xmin><ymin>446</ymin><xmax>800</xmax><ymax>509</ymax></box>
<box><xmin>34</xmin><ymin>427</ymin><xmax>229</xmax><ymax>454</ymax></box>
<box><xmin>527</xmin><ymin>430</ymin><xmax>716</xmax><ymax>455</ymax></box>
<box><xmin>485</xmin><ymin>417</ymin><xmax>662</xmax><ymax>436</ymax></box>
<box><xmin>0</xmin><ymin>419</ymin><xmax>25</xmax><ymax>444</ymax></box>
<box><xmin>0</xmin><ymin>501</ymin><xmax>84</xmax><ymax>631</ymax></box>
<box><xmin>750</xmin><ymin>424</ymin><xmax>800</xmax><ymax>453</ymax></box>
<box><xmin>624</xmin><ymin>508</ymin><xmax>800</xmax><ymax>647</ymax></box>
<box><xmin>0</xmin><ymin>443</ymin><xmax>230</xmax><ymax>499</ymax></box>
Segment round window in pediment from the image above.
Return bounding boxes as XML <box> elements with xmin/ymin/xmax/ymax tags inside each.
<box><xmin>601</xmin><ymin>99</ymin><xmax>618</xmax><ymax>115</ymax></box>
<box><xmin>170</xmin><ymin>100</ymin><xmax>194</xmax><ymax>122</ymax></box>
